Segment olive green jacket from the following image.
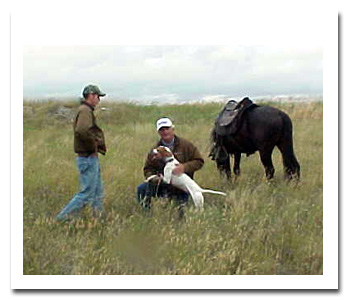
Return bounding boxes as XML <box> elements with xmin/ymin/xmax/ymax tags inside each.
<box><xmin>74</xmin><ymin>102</ymin><xmax>106</xmax><ymax>156</ymax></box>
<box><xmin>143</xmin><ymin>135</ymin><xmax>204</xmax><ymax>179</ymax></box>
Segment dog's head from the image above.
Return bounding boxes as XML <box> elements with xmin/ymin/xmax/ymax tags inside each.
<box><xmin>152</xmin><ymin>146</ymin><xmax>173</xmax><ymax>161</ymax></box>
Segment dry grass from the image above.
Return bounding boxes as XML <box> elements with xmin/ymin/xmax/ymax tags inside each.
<box><xmin>23</xmin><ymin>100</ymin><xmax>323</xmax><ymax>275</ymax></box>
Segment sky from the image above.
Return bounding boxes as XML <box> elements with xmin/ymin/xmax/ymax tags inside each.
<box><xmin>23</xmin><ymin>45</ymin><xmax>323</xmax><ymax>103</ymax></box>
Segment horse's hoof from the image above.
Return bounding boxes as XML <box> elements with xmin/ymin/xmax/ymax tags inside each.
<box><xmin>266</xmin><ymin>178</ymin><xmax>275</xmax><ymax>185</ymax></box>
<box><xmin>233</xmin><ymin>169</ymin><xmax>240</xmax><ymax>176</ymax></box>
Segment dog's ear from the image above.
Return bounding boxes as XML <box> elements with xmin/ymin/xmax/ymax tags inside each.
<box><xmin>151</xmin><ymin>148</ymin><xmax>162</xmax><ymax>160</ymax></box>
<box><xmin>155</xmin><ymin>146</ymin><xmax>164</xmax><ymax>155</ymax></box>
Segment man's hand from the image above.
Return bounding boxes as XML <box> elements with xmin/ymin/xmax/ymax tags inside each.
<box><xmin>172</xmin><ymin>164</ymin><xmax>185</xmax><ymax>176</ymax></box>
<box><xmin>95</xmin><ymin>138</ymin><xmax>102</xmax><ymax>151</ymax></box>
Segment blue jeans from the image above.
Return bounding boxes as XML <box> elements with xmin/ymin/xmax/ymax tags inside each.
<box><xmin>56</xmin><ymin>156</ymin><xmax>104</xmax><ymax>221</ymax></box>
<box><xmin>137</xmin><ymin>182</ymin><xmax>189</xmax><ymax>210</ymax></box>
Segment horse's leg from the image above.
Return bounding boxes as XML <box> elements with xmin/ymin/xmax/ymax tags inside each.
<box><xmin>259</xmin><ymin>148</ymin><xmax>275</xmax><ymax>180</ymax></box>
<box><xmin>277</xmin><ymin>142</ymin><xmax>300</xmax><ymax>180</ymax></box>
<box><xmin>233</xmin><ymin>152</ymin><xmax>241</xmax><ymax>176</ymax></box>
<box><xmin>217</xmin><ymin>156</ymin><xmax>231</xmax><ymax>179</ymax></box>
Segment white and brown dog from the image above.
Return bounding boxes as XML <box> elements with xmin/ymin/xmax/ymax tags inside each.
<box><xmin>146</xmin><ymin>146</ymin><xmax>226</xmax><ymax>210</ymax></box>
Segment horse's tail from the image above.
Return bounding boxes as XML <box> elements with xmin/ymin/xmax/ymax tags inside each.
<box><xmin>277</xmin><ymin>112</ymin><xmax>300</xmax><ymax>179</ymax></box>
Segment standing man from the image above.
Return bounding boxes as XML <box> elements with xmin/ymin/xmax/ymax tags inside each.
<box><xmin>137</xmin><ymin>117</ymin><xmax>204</xmax><ymax>214</ymax></box>
<box><xmin>56</xmin><ymin>84</ymin><xmax>107</xmax><ymax>221</ymax></box>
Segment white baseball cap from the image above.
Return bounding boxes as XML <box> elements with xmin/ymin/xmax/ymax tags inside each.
<box><xmin>156</xmin><ymin>117</ymin><xmax>173</xmax><ymax>131</ymax></box>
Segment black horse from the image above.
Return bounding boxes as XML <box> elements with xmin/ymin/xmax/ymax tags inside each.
<box><xmin>209</xmin><ymin>98</ymin><xmax>300</xmax><ymax>180</ymax></box>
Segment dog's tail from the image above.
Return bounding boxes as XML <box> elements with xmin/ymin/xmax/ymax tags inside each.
<box><xmin>201</xmin><ymin>189</ymin><xmax>226</xmax><ymax>196</ymax></box>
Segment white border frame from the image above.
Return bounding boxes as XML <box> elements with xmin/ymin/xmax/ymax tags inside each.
<box><xmin>11</xmin><ymin>0</ymin><xmax>338</xmax><ymax>289</ymax></box>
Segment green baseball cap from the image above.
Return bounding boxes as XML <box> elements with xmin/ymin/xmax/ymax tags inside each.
<box><xmin>82</xmin><ymin>84</ymin><xmax>106</xmax><ymax>98</ymax></box>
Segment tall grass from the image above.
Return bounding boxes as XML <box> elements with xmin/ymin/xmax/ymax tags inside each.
<box><xmin>23</xmin><ymin>100</ymin><xmax>323</xmax><ymax>275</ymax></box>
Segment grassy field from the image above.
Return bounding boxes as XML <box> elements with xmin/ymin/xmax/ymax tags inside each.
<box><xmin>23</xmin><ymin>100</ymin><xmax>323</xmax><ymax>275</ymax></box>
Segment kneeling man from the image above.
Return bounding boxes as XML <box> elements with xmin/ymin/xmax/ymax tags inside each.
<box><xmin>137</xmin><ymin>117</ymin><xmax>204</xmax><ymax>211</ymax></box>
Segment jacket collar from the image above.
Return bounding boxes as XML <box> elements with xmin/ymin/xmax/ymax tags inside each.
<box><xmin>82</xmin><ymin>101</ymin><xmax>95</xmax><ymax>111</ymax></box>
<box><xmin>158</xmin><ymin>135</ymin><xmax>180</xmax><ymax>148</ymax></box>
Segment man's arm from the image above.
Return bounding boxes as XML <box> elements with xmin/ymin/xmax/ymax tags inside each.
<box><xmin>75</xmin><ymin>110</ymin><xmax>97</xmax><ymax>151</ymax></box>
<box><xmin>183</xmin><ymin>145</ymin><xmax>204</xmax><ymax>174</ymax></box>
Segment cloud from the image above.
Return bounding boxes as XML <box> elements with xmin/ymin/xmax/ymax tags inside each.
<box><xmin>23</xmin><ymin>45</ymin><xmax>322</xmax><ymax>100</ymax></box>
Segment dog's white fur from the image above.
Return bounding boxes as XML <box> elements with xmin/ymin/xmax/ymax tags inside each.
<box><xmin>148</xmin><ymin>146</ymin><xmax>226</xmax><ymax>209</ymax></box>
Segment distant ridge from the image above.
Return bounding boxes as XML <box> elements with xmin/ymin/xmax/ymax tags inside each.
<box><xmin>23</xmin><ymin>94</ymin><xmax>323</xmax><ymax>105</ymax></box>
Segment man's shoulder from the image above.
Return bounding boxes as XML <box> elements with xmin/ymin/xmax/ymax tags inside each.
<box><xmin>76</xmin><ymin>104</ymin><xmax>95</xmax><ymax>118</ymax></box>
<box><xmin>153</xmin><ymin>139</ymin><xmax>163</xmax><ymax>148</ymax></box>
<box><xmin>146</xmin><ymin>140</ymin><xmax>160</xmax><ymax>155</ymax></box>
<box><xmin>176</xmin><ymin>136</ymin><xmax>195</xmax><ymax>148</ymax></box>
<box><xmin>78</xmin><ymin>103</ymin><xmax>92</xmax><ymax>112</ymax></box>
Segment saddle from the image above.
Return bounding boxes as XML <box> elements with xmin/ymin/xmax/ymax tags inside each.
<box><xmin>209</xmin><ymin>97</ymin><xmax>258</xmax><ymax>162</ymax></box>
<box><xmin>215</xmin><ymin>97</ymin><xmax>258</xmax><ymax>137</ymax></box>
